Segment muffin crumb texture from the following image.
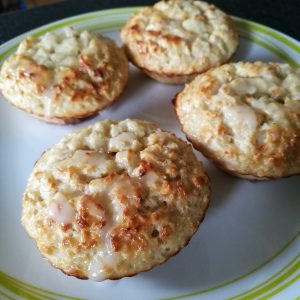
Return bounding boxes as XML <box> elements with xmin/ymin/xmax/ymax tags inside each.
<box><xmin>22</xmin><ymin>119</ymin><xmax>210</xmax><ymax>280</ymax></box>
<box><xmin>0</xmin><ymin>27</ymin><xmax>128</xmax><ymax>123</ymax></box>
<box><xmin>121</xmin><ymin>0</ymin><xmax>238</xmax><ymax>83</ymax></box>
<box><xmin>174</xmin><ymin>62</ymin><xmax>300</xmax><ymax>179</ymax></box>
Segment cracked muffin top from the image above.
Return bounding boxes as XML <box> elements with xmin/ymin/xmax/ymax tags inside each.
<box><xmin>174</xmin><ymin>62</ymin><xmax>300</xmax><ymax>179</ymax></box>
<box><xmin>0</xmin><ymin>27</ymin><xmax>128</xmax><ymax>124</ymax></box>
<box><xmin>121</xmin><ymin>0</ymin><xmax>238</xmax><ymax>83</ymax></box>
<box><xmin>22</xmin><ymin>119</ymin><xmax>210</xmax><ymax>281</ymax></box>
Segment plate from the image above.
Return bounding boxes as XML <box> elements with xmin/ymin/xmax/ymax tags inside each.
<box><xmin>0</xmin><ymin>7</ymin><xmax>300</xmax><ymax>300</ymax></box>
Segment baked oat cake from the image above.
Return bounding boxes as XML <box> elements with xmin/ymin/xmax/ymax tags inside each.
<box><xmin>0</xmin><ymin>27</ymin><xmax>128</xmax><ymax>124</ymax></box>
<box><xmin>121</xmin><ymin>0</ymin><xmax>238</xmax><ymax>84</ymax></box>
<box><xmin>22</xmin><ymin>119</ymin><xmax>210</xmax><ymax>280</ymax></box>
<box><xmin>174</xmin><ymin>62</ymin><xmax>300</xmax><ymax>179</ymax></box>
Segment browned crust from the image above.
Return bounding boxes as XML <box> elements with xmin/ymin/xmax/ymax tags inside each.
<box><xmin>2</xmin><ymin>93</ymin><xmax>100</xmax><ymax>124</ymax></box>
<box><xmin>29</xmin><ymin>110</ymin><xmax>100</xmax><ymax>125</ymax></box>
<box><xmin>47</xmin><ymin>186</ymin><xmax>210</xmax><ymax>281</ymax></box>
<box><xmin>172</xmin><ymin>93</ymin><xmax>300</xmax><ymax>181</ymax></box>
<box><xmin>142</xmin><ymin>67</ymin><xmax>199</xmax><ymax>84</ymax></box>
<box><xmin>24</xmin><ymin>149</ymin><xmax>211</xmax><ymax>281</ymax></box>
<box><xmin>1</xmin><ymin>73</ymin><xmax>129</xmax><ymax>124</ymax></box>
<box><xmin>122</xmin><ymin>20</ymin><xmax>239</xmax><ymax>85</ymax></box>
<box><xmin>125</xmin><ymin>48</ymin><xmax>238</xmax><ymax>85</ymax></box>
<box><xmin>0</xmin><ymin>42</ymin><xmax>129</xmax><ymax>124</ymax></box>
<box><xmin>26</xmin><ymin>189</ymin><xmax>210</xmax><ymax>281</ymax></box>
<box><xmin>123</xmin><ymin>43</ymin><xmax>200</xmax><ymax>84</ymax></box>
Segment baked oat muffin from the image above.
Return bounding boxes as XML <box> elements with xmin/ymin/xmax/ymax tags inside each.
<box><xmin>22</xmin><ymin>119</ymin><xmax>210</xmax><ymax>280</ymax></box>
<box><xmin>0</xmin><ymin>27</ymin><xmax>128</xmax><ymax>124</ymax></box>
<box><xmin>174</xmin><ymin>62</ymin><xmax>300</xmax><ymax>179</ymax></box>
<box><xmin>121</xmin><ymin>0</ymin><xmax>238</xmax><ymax>84</ymax></box>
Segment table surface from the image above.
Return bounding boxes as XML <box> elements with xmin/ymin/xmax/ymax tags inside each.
<box><xmin>0</xmin><ymin>0</ymin><xmax>299</xmax><ymax>45</ymax></box>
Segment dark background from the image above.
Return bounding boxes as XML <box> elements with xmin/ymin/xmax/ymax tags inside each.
<box><xmin>0</xmin><ymin>0</ymin><xmax>299</xmax><ymax>44</ymax></box>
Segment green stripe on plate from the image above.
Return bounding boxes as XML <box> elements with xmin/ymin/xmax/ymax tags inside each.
<box><xmin>259</xmin><ymin>274</ymin><xmax>300</xmax><ymax>300</ymax></box>
<box><xmin>0</xmin><ymin>7</ymin><xmax>299</xmax><ymax>62</ymax></box>
<box><xmin>229</xmin><ymin>255</ymin><xmax>300</xmax><ymax>300</ymax></box>
<box><xmin>2</xmin><ymin>273</ymin><xmax>60</xmax><ymax>300</ymax></box>
<box><xmin>235</xmin><ymin>17</ymin><xmax>300</xmax><ymax>54</ymax></box>
<box><xmin>0</xmin><ymin>46</ymin><xmax>18</xmax><ymax>62</ymax></box>
<box><xmin>230</xmin><ymin>254</ymin><xmax>300</xmax><ymax>299</ymax></box>
<box><xmin>29</xmin><ymin>7</ymin><xmax>139</xmax><ymax>38</ymax></box>
<box><xmin>238</xmin><ymin>29</ymin><xmax>299</xmax><ymax>67</ymax></box>
<box><xmin>0</xmin><ymin>274</ymin><xmax>43</xmax><ymax>300</ymax></box>
<box><xmin>0</xmin><ymin>271</ymin><xmax>85</xmax><ymax>300</ymax></box>
<box><xmin>0</xmin><ymin>7</ymin><xmax>141</xmax><ymax>61</ymax></box>
<box><xmin>79</xmin><ymin>21</ymin><xmax>125</xmax><ymax>33</ymax></box>
<box><xmin>161</xmin><ymin>232</ymin><xmax>300</xmax><ymax>300</ymax></box>
<box><xmin>0</xmin><ymin>288</ymin><xmax>16</xmax><ymax>300</ymax></box>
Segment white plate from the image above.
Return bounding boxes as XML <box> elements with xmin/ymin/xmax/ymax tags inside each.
<box><xmin>0</xmin><ymin>7</ymin><xmax>300</xmax><ymax>300</ymax></box>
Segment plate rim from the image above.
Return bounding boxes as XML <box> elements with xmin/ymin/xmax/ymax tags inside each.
<box><xmin>0</xmin><ymin>6</ymin><xmax>299</xmax><ymax>63</ymax></box>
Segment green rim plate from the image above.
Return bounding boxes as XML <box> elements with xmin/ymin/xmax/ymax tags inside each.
<box><xmin>0</xmin><ymin>6</ymin><xmax>299</xmax><ymax>300</ymax></box>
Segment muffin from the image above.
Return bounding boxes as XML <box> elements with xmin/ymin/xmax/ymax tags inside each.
<box><xmin>0</xmin><ymin>27</ymin><xmax>128</xmax><ymax>124</ymax></box>
<box><xmin>121</xmin><ymin>0</ymin><xmax>238</xmax><ymax>84</ymax></box>
<box><xmin>22</xmin><ymin>119</ymin><xmax>210</xmax><ymax>281</ymax></box>
<box><xmin>174</xmin><ymin>62</ymin><xmax>300</xmax><ymax>179</ymax></box>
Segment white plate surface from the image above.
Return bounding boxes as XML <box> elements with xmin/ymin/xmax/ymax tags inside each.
<box><xmin>0</xmin><ymin>7</ymin><xmax>299</xmax><ymax>300</ymax></box>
